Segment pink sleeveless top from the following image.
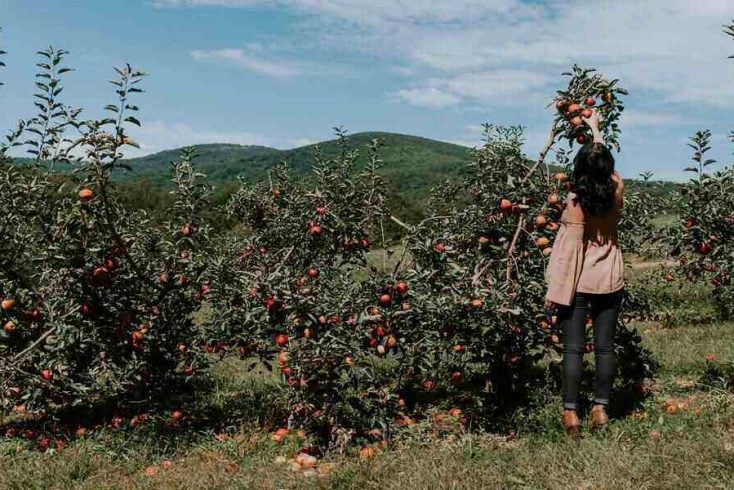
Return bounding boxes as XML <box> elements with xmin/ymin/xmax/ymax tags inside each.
<box><xmin>545</xmin><ymin>193</ymin><xmax>624</xmax><ymax>306</ymax></box>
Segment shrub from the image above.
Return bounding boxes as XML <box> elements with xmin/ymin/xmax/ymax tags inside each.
<box><xmin>672</xmin><ymin>131</ymin><xmax>734</xmax><ymax>319</ymax></box>
<box><xmin>0</xmin><ymin>48</ymin><xmax>211</xmax><ymax>417</ymax></box>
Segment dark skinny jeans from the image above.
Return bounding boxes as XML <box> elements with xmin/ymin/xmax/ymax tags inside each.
<box><xmin>558</xmin><ymin>290</ymin><xmax>623</xmax><ymax>411</ymax></box>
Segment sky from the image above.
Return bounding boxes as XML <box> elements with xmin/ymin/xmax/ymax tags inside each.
<box><xmin>0</xmin><ymin>0</ymin><xmax>732</xmax><ymax>180</ymax></box>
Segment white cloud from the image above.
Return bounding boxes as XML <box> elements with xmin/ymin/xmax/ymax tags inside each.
<box><xmin>394</xmin><ymin>87</ymin><xmax>461</xmax><ymax>109</ymax></box>
<box><xmin>622</xmin><ymin>110</ymin><xmax>686</xmax><ymax>128</ymax></box>
<box><xmin>191</xmin><ymin>48</ymin><xmax>299</xmax><ymax>78</ymax></box>
<box><xmin>396</xmin><ymin>70</ymin><xmax>551</xmax><ymax>108</ymax></box>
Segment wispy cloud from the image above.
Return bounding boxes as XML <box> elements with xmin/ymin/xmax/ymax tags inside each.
<box><xmin>622</xmin><ymin>110</ymin><xmax>687</xmax><ymax>128</ymax></box>
<box><xmin>191</xmin><ymin>48</ymin><xmax>299</xmax><ymax>78</ymax></box>
<box><xmin>125</xmin><ymin>121</ymin><xmax>278</xmax><ymax>157</ymax></box>
<box><xmin>393</xmin><ymin>87</ymin><xmax>461</xmax><ymax>109</ymax></box>
<box><xmin>394</xmin><ymin>70</ymin><xmax>551</xmax><ymax>108</ymax></box>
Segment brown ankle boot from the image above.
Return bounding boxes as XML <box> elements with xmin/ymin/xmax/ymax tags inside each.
<box><xmin>562</xmin><ymin>410</ymin><xmax>581</xmax><ymax>437</ymax></box>
<box><xmin>590</xmin><ymin>405</ymin><xmax>609</xmax><ymax>432</ymax></box>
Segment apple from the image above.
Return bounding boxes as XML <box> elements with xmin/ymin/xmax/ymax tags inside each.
<box><xmin>309</xmin><ymin>225</ymin><xmax>323</xmax><ymax>236</ymax></box>
<box><xmin>40</xmin><ymin>370</ymin><xmax>53</xmax><ymax>382</ymax></box>
<box><xmin>499</xmin><ymin>199</ymin><xmax>513</xmax><ymax>212</ymax></box>
<box><xmin>584</xmin><ymin>97</ymin><xmax>596</xmax><ymax>106</ymax></box>
<box><xmin>307</xmin><ymin>268</ymin><xmax>319</xmax><ymax>278</ymax></box>
<box><xmin>555</xmin><ymin>99</ymin><xmax>570</xmax><ymax>112</ymax></box>
<box><xmin>359</xmin><ymin>446</ymin><xmax>376</xmax><ymax>461</ymax></box>
<box><xmin>180</xmin><ymin>224</ymin><xmax>195</xmax><ymax>237</ymax></box>
<box><xmin>104</xmin><ymin>257</ymin><xmax>119</xmax><ymax>272</ymax></box>
<box><xmin>78</xmin><ymin>188</ymin><xmax>94</xmax><ymax>202</ymax></box>
<box><xmin>699</xmin><ymin>242</ymin><xmax>712</xmax><ymax>255</ymax></box>
<box><xmin>447</xmin><ymin>408</ymin><xmax>463</xmax><ymax>419</ymax></box>
<box><xmin>395</xmin><ymin>281</ymin><xmax>409</xmax><ymax>294</ymax></box>
<box><xmin>275</xmin><ymin>334</ymin><xmax>289</xmax><ymax>347</ymax></box>
<box><xmin>576</xmin><ymin>134</ymin><xmax>588</xmax><ymax>144</ymax></box>
<box><xmin>265</xmin><ymin>297</ymin><xmax>279</xmax><ymax>311</ymax></box>
<box><xmin>569</xmin><ymin>116</ymin><xmax>583</xmax><ymax>127</ymax></box>
<box><xmin>91</xmin><ymin>265</ymin><xmax>110</xmax><ymax>284</ymax></box>
<box><xmin>566</xmin><ymin>103</ymin><xmax>582</xmax><ymax>114</ymax></box>
<box><xmin>581</xmin><ymin>108</ymin><xmax>593</xmax><ymax>118</ymax></box>
<box><xmin>1</xmin><ymin>299</ymin><xmax>15</xmax><ymax>311</ymax></box>
<box><xmin>171</xmin><ymin>410</ymin><xmax>184</xmax><ymax>421</ymax></box>
<box><xmin>435</xmin><ymin>242</ymin><xmax>446</xmax><ymax>253</ymax></box>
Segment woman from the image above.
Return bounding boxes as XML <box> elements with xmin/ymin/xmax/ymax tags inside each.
<box><xmin>545</xmin><ymin>109</ymin><xmax>624</xmax><ymax>437</ymax></box>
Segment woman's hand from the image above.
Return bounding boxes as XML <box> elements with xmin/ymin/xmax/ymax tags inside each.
<box><xmin>544</xmin><ymin>298</ymin><xmax>556</xmax><ymax>311</ymax></box>
<box><xmin>581</xmin><ymin>109</ymin><xmax>601</xmax><ymax>132</ymax></box>
<box><xmin>581</xmin><ymin>109</ymin><xmax>604</xmax><ymax>144</ymax></box>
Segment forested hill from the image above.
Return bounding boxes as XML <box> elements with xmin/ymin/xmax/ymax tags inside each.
<box><xmin>122</xmin><ymin>132</ymin><xmax>473</xmax><ymax>196</ymax></box>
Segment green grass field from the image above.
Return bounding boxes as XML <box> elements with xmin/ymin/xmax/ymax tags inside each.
<box><xmin>2</xmin><ymin>316</ymin><xmax>733</xmax><ymax>489</ymax></box>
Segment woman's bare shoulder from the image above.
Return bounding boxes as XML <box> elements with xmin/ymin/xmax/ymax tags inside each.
<box><xmin>612</xmin><ymin>172</ymin><xmax>624</xmax><ymax>189</ymax></box>
<box><xmin>562</xmin><ymin>192</ymin><xmax>585</xmax><ymax>222</ymax></box>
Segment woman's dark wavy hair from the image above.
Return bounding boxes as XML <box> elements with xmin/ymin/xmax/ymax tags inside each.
<box><xmin>571</xmin><ymin>142</ymin><xmax>616</xmax><ymax>217</ymax></box>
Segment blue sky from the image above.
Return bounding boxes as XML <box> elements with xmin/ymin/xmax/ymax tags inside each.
<box><xmin>1</xmin><ymin>0</ymin><xmax>732</xmax><ymax>180</ymax></box>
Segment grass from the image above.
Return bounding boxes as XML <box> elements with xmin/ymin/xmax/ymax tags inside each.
<box><xmin>2</xmin><ymin>321</ymin><xmax>734</xmax><ymax>489</ymax></box>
